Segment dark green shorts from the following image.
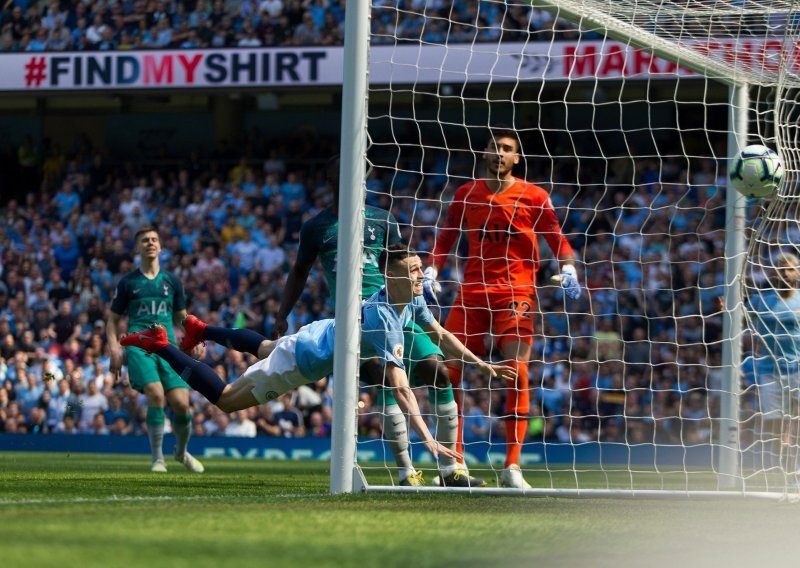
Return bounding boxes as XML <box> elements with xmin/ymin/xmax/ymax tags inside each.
<box><xmin>125</xmin><ymin>346</ymin><xmax>190</xmax><ymax>393</ymax></box>
<box><xmin>402</xmin><ymin>322</ymin><xmax>444</xmax><ymax>380</ymax></box>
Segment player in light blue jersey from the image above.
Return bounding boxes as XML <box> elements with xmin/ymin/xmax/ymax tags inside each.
<box><xmin>276</xmin><ymin>156</ymin><xmax>468</xmax><ymax>487</ymax></box>
<box><xmin>747</xmin><ymin>252</ymin><xmax>800</xmax><ymax>470</ymax></box>
<box><xmin>122</xmin><ymin>246</ymin><xmax>516</xmax><ymax>466</ymax></box>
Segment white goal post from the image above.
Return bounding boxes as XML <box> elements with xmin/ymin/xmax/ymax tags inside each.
<box><xmin>331</xmin><ymin>0</ymin><xmax>800</xmax><ymax>499</ymax></box>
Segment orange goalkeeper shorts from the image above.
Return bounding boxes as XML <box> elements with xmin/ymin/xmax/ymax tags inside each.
<box><xmin>444</xmin><ymin>291</ymin><xmax>536</xmax><ymax>356</ymax></box>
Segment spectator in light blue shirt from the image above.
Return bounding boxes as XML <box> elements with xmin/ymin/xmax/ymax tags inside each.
<box><xmin>280</xmin><ymin>172</ymin><xmax>306</xmax><ymax>206</ymax></box>
<box><xmin>53</xmin><ymin>234</ymin><xmax>81</xmax><ymax>281</ymax></box>
<box><xmin>26</xmin><ymin>28</ymin><xmax>49</xmax><ymax>51</ymax></box>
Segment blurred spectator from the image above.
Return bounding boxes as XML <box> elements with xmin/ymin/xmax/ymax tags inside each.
<box><xmin>79</xmin><ymin>379</ymin><xmax>108</xmax><ymax>429</ymax></box>
<box><xmin>273</xmin><ymin>394</ymin><xmax>306</xmax><ymax>437</ymax></box>
<box><xmin>254</xmin><ymin>234</ymin><xmax>285</xmax><ymax>274</ymax></box>
<box><xmin>54</xmin><ymin>413</ymin><xmax>79</xmax><ymax>434</ymax></box>
<box><xmin>225</xmin><ymin>409</ymin><xmax>257</xmax><ymax>437</ymax></box>
<box><xmin>103</xmin><ymin>393</ymin><xmax>131</xmax><ymax>431</ymax></box>
<box><xmin>52</xmin><ymin>299</ymin><xmax>79</xmax><ymax>346</ymax></box>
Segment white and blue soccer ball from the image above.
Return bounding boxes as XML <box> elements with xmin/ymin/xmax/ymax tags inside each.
<box><xmin>729</xmin><ymin>144</ymin><xmax>783</xmax><ymax>198</ymax></box>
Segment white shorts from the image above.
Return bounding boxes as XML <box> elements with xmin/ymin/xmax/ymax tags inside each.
<box><xmin>241</xmin><ymin>334</ymin><xmax>309</xmax><ymax>404</ymax></box>
<box><xmin>756</xmin><ymin>372</ymin><xmax>800</xmax><ymax>419</ymax></box>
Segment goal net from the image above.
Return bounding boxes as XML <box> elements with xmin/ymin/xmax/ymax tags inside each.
<box><xmin>341</xmin><ymin>0</ymin><xmax>800</xmax><ymax>497</ymax></box>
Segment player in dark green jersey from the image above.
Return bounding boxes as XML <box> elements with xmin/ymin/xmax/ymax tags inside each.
<box><xmin>107</xmin><ymin>227</ymin><xmax>204</xmax><ymax>473</ymax></box>
<box><xmin>274</xmin><ymin>157</ymin><xmax>485</xmax><ymax>488</ymax></box>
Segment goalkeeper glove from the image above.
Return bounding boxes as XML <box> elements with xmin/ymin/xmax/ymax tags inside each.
<box><xmin>422</xmin><ymin>266</ymin><xmax>442</xmax><ymax>304</ymax></box>
<box><xmin>551</xmin><ymin>264</ymin><xmax>582</xmax><ymax>300</ymax></box>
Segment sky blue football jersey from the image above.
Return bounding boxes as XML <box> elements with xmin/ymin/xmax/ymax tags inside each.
<box><xmin>748</xmin><ymin>288</ymin><xmax>800</xmax><ymax>377</ymax></box>
<box><xmin>294</xmin><ymin>287</ymin><xmax>434</xmax><ymax>380</ymax></box>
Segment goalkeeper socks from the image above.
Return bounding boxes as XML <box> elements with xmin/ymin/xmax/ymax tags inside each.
<box><xmin>146</xmin><ymin>406</ymin><xmax>165</xmax><ymax>463</ymax></box>
<box><xmin>505</xmin><ymin>360</ymin><xmax>530</xmax><ymax>468</ymax></box>
<box><xmin>506</xmin><ymin>419</ymin><xmax>528</xmax><ymax>467</ymax></box>
<box><xmin>434</xmin><ymin>400</ymin><xmax>459</xmax><ymax>470</ymax></box>
<box><xmin>172</xmin><ymin>411</ymin><xmax>192</xmax><ymax>460</ymax></box>
<box><xmin>203</xmin><ymin>326</ymin><xmax>265</xmax><ymax>357</ymax></box>
<box><xmin>380</xmin><ymin>403</ymin><xmax>414</xmax><ymax>480</ymax></box>
<box><xmin>156</xmin><ymin>345</ymin><xmax>226</xmax><ymax>404</ymax></box>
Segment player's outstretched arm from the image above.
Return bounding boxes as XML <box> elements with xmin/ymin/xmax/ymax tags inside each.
<box><xmin>383</xmin><ymin>363</ymin><xmax>461</xmax><ymax>462</ymax></box>
<box><xmin>421</xmin><ymin>319</ymin><xmax>516</xmax><ymax>379</ymax></box>
<box><xmin>423</xmin><ymin>320</ymin><xmax>518</xmax><ymax>380</ymax></box>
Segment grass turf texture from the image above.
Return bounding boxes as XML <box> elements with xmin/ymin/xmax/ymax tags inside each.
<box><xmin>1</xmin><ymin>452</ymin><xmax>798</xmax><ymax>568</ymax></box>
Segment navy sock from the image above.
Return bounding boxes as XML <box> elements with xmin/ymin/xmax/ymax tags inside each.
<box><xmin>156</xmin><ymin>345</ymin><xmax>226</xmax><ymax>404</ymax></box>
<box><xmin>203</xmin><ymin>326</ymin><xmax>265</xmax><ymax>357</ymax></box>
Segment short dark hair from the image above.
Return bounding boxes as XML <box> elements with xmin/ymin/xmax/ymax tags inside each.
<box><xmin>134</xmin><ymin>226</ymin><xmax>160</xmax><ymax>242</ymax></box>
<box><xmin>379</xmin><ymin>244</ymin><xmax>417</xmax><ymax>274</ymax></box>
<box><xmin>488</xmin><ymin>125</ymin><xmax>521</xmax><ymax>153</ymax></box>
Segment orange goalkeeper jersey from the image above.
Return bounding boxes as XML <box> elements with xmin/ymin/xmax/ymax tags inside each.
<box><xmin>431</xmin><ymin>178</ymin><xmax>574</xmax><ymax>296</ymax></box>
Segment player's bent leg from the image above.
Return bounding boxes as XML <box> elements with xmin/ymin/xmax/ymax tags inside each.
<box><xmin>379</xmin><ymin>402</ymin><xmax>419</xmax><ymax>485</ymax></box>
<box><xmin>124</xmin><ymin>327</ymin><xmax>235</xmax><ymax>408</ymax></box>
<box><xmin>180</xmin><ymin>314</ymin><xmax>207</xmax><ymax>354</ymax></box>
<box><xmin>165</xmin><ymin>387</ymin><xmax>204</xmax><ymax>473</ymax></box>
<box><xmin>181</xmin><ymin>315</ymin><xmax>274</xmax><ymax>359</ymax></box>
<box><xmin>364</xmin><ymin>358</ymin><xmax>418</xmax><ymax>483</ymax></box>
<box><xmin>200</xmin><ymin>320</ymin><xmax>269</xmax><ymax>357</ymax></box>
<box><xmin>374</xmin><ymin>388</ymin><xmax>417</xmax><ymax>483</ymax></box>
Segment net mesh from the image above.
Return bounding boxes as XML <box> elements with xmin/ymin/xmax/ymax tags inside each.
<box><xmin>354</xmin><ymin>0</ymin><xmax>800</xmax><ymax>494</ymax></box>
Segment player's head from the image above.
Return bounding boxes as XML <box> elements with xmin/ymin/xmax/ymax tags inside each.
<box><xmin>775</xmin><ymin>252</ymin><xmax>800</xmax><ymax>289</ymax></box>
<box><xmin>134</xmin><ymin>226</ymin><xmax>162</xmax><ymax>259</ymax></box>
<box><xmin>485</xmin><ymin>126</ymin><xmax>521</xmax><ymax>178</ymax></box>
<box><xmin>380</xmin><ymin>244</ymin><xmax>423</xmax><ymax>297</ymax></box>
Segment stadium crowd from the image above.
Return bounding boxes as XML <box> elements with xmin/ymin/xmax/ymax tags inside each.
<box><xmin>0</xmin><ymin>120</ymin><xmax>748</xmax><ymax>450</ymax></box>
<box><xmin>0</xmin><ymin>0</ymin><xmax>580</xmax><ymax>53</ymax></box>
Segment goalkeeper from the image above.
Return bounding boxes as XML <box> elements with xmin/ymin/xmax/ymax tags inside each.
<box><xmin>274</xmin><ymin>156</ymin><xmax>486</xmax><ymax>488</ymax></box>
<box><xmin>426</xmin><ymin>127</ymin><xmax>581</xmax><ymax>489</ymax></box>
<box><xmin>121</xmin><ymin>246</ymin><xmax>516</xmax><ymax>467</ymax></box>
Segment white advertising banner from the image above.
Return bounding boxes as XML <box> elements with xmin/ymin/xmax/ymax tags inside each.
<box><xmin>0</xmin><ymin>40</ymin><xmax>790</xmax><ymax>91</ymax></box>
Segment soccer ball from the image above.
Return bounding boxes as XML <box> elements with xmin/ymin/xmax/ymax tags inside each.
<box><xmin>728</xmin><ymin>144</ymin><xmax>783</xmax><ymax>198</ymax></box>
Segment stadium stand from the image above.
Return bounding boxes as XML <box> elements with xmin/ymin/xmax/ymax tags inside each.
<box><xmin>0</xmin><ymin>0</ymin><xmax>576</xmax><ymax>53</ymax></box>
<box><xmin>0</xmin><ymin>116</ymin><xmax>736</xmax><ymax>446</ymax></box>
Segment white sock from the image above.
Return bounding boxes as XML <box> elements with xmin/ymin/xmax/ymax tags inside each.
<box><xmin>381</xmin><ymin>403</ymin><xmax>414</xmax><ymax>478</ymax></box>
<box><xmin>148</xmin><ymin>422</ymin><xmax>165</xmax><ymax>462</ymax></box>
<box><xmin>435</xmin><ymin>400</ymin><xmax>459</xmax><ymax>470</ymax></box>
<box><xmin>173</xmin><ymin>416</ymin><xmax>192</xmax><ymax>460</ymax></box>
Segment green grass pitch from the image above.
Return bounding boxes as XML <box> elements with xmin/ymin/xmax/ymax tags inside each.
<box><xmin>1</xmin><ymin>452</ymin><xmax>798</xmax><ymax>568</ymax></box>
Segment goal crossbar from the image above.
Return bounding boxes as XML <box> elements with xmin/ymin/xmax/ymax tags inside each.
<box><xmin>530</xmin><ymin>0</ymin><xmax>789</xmax><ymax>86</ymax></box>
